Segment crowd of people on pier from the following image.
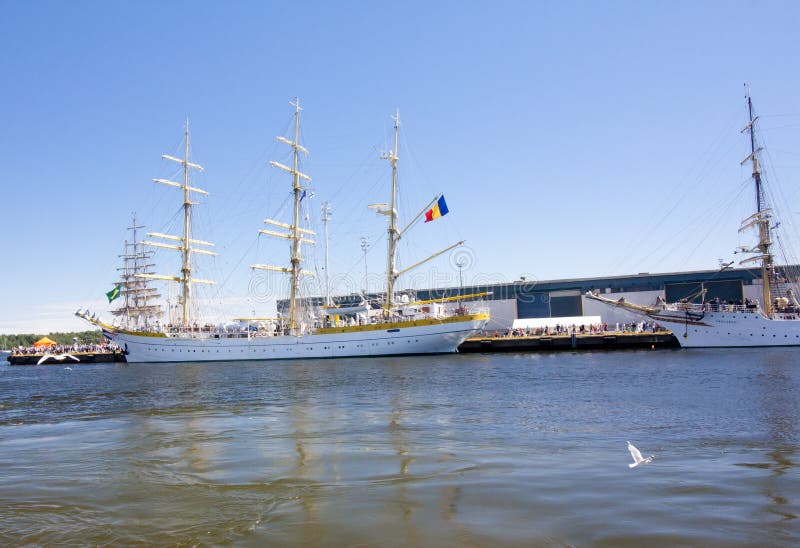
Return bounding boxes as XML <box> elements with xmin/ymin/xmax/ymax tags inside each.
<box><xmin>12</xmin><ymin>342</ymin><xmax>119</xmax><ymax>356</ymax></box>
<box><xmin>491</xmin><ymin>321</ymin><xmax>663</xmax><ymax>338</ymax></box>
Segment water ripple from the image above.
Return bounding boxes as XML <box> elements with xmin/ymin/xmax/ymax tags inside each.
<box><xmin>1</xmin><ymin>350</ymin><xmax>799</xmax><ymax>544</ymax></box>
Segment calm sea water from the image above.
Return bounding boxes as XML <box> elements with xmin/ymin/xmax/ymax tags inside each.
<box><xmin>1</xmin><ymin>349</ymin><xmax>798</xmax><ymax>546</ymax></box>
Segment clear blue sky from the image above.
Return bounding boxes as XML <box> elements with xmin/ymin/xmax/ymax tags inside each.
<box><xmin>2</xmin><ymin>0</ymin><xmax>800</xmax><ymax>333</ymax></box>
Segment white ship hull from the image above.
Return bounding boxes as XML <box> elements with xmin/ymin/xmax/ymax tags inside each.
<box><xmin>106</xmin><ymin>315</ymin><xmax>488</xmax><ymax>363</ymax></box>
<box><xmin>649</xmin><ymin>310</ymin><xmax>800</xmax><ymax>348</ymax></box>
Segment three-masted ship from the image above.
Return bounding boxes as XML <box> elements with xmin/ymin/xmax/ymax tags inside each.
<box><xmin>78</xmin><ymin>101</ymin><xmax>488</xmax><ymax>362</ymax></box>
<box><xmin>587</xmin><ymin>92</ymin><xmax>800</xmax><ymax>347</ymax></box>
<box><xmin>110</xmin><ymin>215</ymin><xmax>163</xmax><ymax>331</ymax></box>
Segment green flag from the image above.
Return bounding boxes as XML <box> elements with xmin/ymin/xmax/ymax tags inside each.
<box><xmin>106</xmin><ymin>284</ymin><xmax>122</xmax><ymax>303</ymax></box>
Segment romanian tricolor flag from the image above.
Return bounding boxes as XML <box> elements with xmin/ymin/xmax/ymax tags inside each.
<box><xmin>424</xmin><ymin>195</ymin><xmax>449</xmax><ymax>223</ymax></box>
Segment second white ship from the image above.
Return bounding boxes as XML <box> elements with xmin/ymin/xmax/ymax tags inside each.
<box><xmin>587</xmin><ymin>92</ymin><xmax>800</xmax><ymax>348</ymax></box>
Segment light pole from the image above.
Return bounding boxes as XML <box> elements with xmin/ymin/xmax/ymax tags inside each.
<box><xmin>456</xmin><ymin>259</ymin><xmax>465</xmax><ymax>310</ymax></box>
<box><xmin>360</xmin><ymin>237</ymin><xmax>369</xmax><ymax>294</ymax></box>
<box><xmin>321</xmin><ymin>202</ymin><xmax>332</xmax><ymax>306</ymax></box>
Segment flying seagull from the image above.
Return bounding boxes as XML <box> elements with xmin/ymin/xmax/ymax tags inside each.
<box><xmin>37</xmin><ymin>354</ymin><xmax>80</xmax><ymax>366</ymax></box>
<box><xmin>627</xmin><ymin>441</ymin><xmax>654</xmax><ymax>468</ymax></box>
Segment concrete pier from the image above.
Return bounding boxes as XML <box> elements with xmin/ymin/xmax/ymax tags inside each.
<box><xmin>458</xmin><ymin>331</ymin><xmax>679</xmax><ymax>352</ymax></box>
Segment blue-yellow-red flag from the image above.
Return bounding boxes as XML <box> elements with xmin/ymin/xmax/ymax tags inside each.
<box><xmin>424</xmin><ymin>195</ymin><xmax>449</xmax><ymax>223</ymax></box>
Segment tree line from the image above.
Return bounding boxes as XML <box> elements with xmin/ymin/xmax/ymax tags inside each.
<box><xmin>1</xmin><ymin>330</ymin><xmax>104</xmax><ymax>349</ymax></box>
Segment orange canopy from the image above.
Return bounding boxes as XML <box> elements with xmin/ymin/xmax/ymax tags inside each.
<box><xmin>33</xmin><ymin>337</ymin><xmax>58</xmax><ymax>347</ymax></box>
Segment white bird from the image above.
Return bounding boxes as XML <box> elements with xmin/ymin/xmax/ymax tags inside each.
<box><xmin>627</xmin><ymin>441</ymin><xmax>654</xmax><ymax>468</ymax></box>
<box><xmin>64</xmin><ymin>366</ymin><xmax>73</xmax><ymax>371</ymax></box>
<box><xmin>37</xmin><ymin>353</ymin><xmax>80</xmax><ymax>365</ymax></box>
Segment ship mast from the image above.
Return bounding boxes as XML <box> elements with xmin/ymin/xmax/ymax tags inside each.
<box><xmin>747</xmin><ymin>95</ymin><xmax>764</xmax><ymax>214</ymax></box>
<box><xmin>740</xmin><ymin>90</ymin><xmax>773</xmax><ymax>316</ymax></box>
<box><xmin>252</xmin><ymin>98</ymin><xmax>316</xmax><ymax>335</ymax></box>
<box><xmin>372</xmin><ymin>111</ymin><xmax>466</xmax><ymax>315</ymax></box>
<box><xmin>121</xmin><ymin>238</ymin><xmax>132</xmax><ymax>321</ymax></box>
<box><xmin>289</xmin><ymin>100</ymin><xmax>303</xmax><ymax>329</ymax></box>
<box><xmin>138</xmin><ymin>120</ymin><xmax>216</xmax><ymax>327</ymax></box>
<box><xmin>180</xmin><ymin>121</ymin><xmax>192</xmax><ymax>324</ymax></box>
<box><xmin>383</xmin><ymin>111</ymin><xmax>400</xmax><ymax>313</ymax></box>
<box><xmin>130</xmin><ymin>218</ymin><xmax>141</xmax><ymax>314</ymax></box>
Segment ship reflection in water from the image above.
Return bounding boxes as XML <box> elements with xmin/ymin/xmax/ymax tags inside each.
<box><xmin>0</xmin><ymin>351</ymin><xmax>798</xmax><ymax>545</ymax></box>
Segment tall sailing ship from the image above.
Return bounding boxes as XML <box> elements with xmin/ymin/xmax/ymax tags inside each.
<box><xmin>587</xmin><ymin>92</ymin><xmax>800</xmax><ymax>347</ymax></box>
<box><xmin>78</xmin><ymin>101</ymin><xmax>489</xmax><ymax>362</ymax></box>
<box><xmin>110</xmin><ymin>215</ymin><xmax>163</xmax><ymax>331</ymax></box>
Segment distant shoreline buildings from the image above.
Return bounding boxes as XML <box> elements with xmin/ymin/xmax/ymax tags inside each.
<box><xmin>284</xmin><ymin>266</ymin><xmax>797</xmax><ymax>331</ymax></box>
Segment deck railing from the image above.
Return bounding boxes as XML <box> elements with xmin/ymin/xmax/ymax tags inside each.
<box><xmin>668</xmin><ymin>302</ymin><xmax>756</xmax><ymax>313</ymax></box>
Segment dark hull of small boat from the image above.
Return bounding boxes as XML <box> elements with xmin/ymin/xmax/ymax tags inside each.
<box><xmin>7</xmin><ymin>352</ymin><xmax>127</xmax><ymax>365</ymax></box>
